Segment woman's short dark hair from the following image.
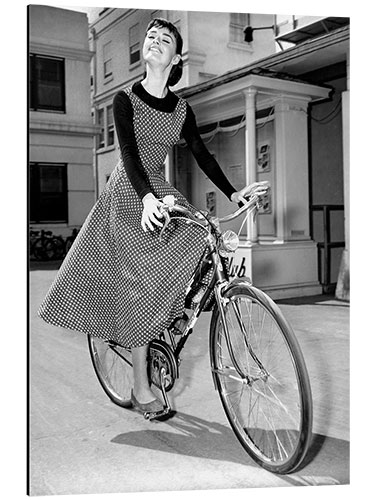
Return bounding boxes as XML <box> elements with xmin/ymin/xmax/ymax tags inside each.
<box><xmin>145</xmin><ymin>18</ymin><xmax>183</xmax><ymax>87</ymax></box>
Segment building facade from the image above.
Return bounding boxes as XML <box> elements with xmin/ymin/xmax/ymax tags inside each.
<box><xmin>89</xmin><ymin>8</ymin><xmax>276</xmax><ymax>195</ymax></box>
<box><xmin>269</xmin><ymin>15</ymin><xmax>350</xmax><ymax>299</ymax></box>
<box><xmin>29</xmin><ymin>5</ymin><xmax>99</xmax><ymax>237</ymax></box>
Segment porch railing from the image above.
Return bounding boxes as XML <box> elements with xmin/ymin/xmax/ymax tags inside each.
<box><xmin>311</xmin><ymin>204</ymin><xmax>345</xmax><ymax>294</ymax></box>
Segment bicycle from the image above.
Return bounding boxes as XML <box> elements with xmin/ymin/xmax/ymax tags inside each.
<box><xmin>88</xmin><ymin>182</ymin><xmax>313</xmax><ymax>475</ymax></box>
<box><xmin>30</xmin><ymin>229</ymin><xmax>66</xmax><ymax>261</ymax></box>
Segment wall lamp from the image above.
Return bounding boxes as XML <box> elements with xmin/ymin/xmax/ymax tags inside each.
<box><xmin>243</xmin><ymin>25</ymin><xmax>275</xmax><ymax>43</ymax></box>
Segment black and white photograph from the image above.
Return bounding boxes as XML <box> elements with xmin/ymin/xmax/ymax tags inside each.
<box><xmin>18</xmin><ymin>0</ymin><xmax>367</xmax><ymax>498</ymax></box>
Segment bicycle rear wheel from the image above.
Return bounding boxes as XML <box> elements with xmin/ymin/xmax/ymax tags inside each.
<box><xmin>88</xmin><ymin>335</ymin><xmax>133</xmax><ymax>408</ymax></box>
<box><xmin>210</xmin><ymin>284</ymin><xmax>312</xmax><ymax>474</ymax></box>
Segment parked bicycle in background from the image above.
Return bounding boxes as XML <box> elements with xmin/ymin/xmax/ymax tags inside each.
<box><xmin>29</xmin><ymin>227</ymin><xmax>81</xmax><ymax>261</ymax></box>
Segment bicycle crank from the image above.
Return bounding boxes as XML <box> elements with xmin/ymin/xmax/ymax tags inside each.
<box><xmin>144</xmin><ymin>367</ymin><xmax>174</xmax><ymax>421</ymax></box>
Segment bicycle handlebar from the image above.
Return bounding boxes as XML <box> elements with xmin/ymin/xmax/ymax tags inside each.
<box><xmin>217</xmin><ymin>193</ymin><xmax>259</xmax><ymax>223</ymax></box>
<box><xmin>159</xmin><ymin>181</ymin><xmax>270</xmax><ymax>237</ymax></box>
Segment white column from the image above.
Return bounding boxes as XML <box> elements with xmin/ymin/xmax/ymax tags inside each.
<box><xmin>243</xmin><ymin>88</ymin><xmax>258</xmax><ymax>242</ymax></box>
<box><xmin>336</xmin><ymin>51</ymin><xmax>350</xmax><ymax>300</ymax></box>
<box><xmin>274</xmin><ymin>96</ymin><xmax>310</xmax><ymax>241</ymax></box>
<box><xmin>341</xmin><ymin>91</ymin><xmax>350</xmax><ymax>254</ymax></box>
<box><xmin>342</xmin><ymin>50</ymin><xmax>350</xmax><ymax>256</ymax></box>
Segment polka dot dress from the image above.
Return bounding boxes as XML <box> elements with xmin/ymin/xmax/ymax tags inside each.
<box><xmin>38</xmin><ymin>86</ymin><xmax>207</xmax><ymax>348</ymax></box>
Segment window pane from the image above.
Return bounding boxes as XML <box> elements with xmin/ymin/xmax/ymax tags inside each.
<box><xmin>129</xmin><ymin>24</ymin><xmax>140</xmax><ymax>64</ymax></box>
<box><xmin>104</xmin><ymin>59</ymin><xmax>112</xmax><ymax>77</ymax></box>
<box><xmin>98</xmin><ymin>108</ymin><xmax>104</xmax><ymax>125</ymax></box>
<box><xmin>32</xmin><ymin>56</ymin><xmax>64</xmax><ymax>110</ymax></box>
<box><xmin>107</xmin><ymin>105</ymin><xmax>114</xmax><ymax>146</ymax></box>
<box><xmin>98</xmin><ymin>109</ymin><xmax>105</xmax><ymax>148</ymax></box>
<box><xmin>30</xmin><ymin>163</ymin><xmax>68</xmax><ymax>223</ymax></box>
<box><xmin>129</xmin><ymin>24</ymin><xmax>139</xmax><ymax>45</ymax></box>
<box><xmin>103</xmin><ymin>41</ymin><xmax>112</xmax><ymax>77</ymax></box>
<box><xmin>230</xmin><ymin>12</ymin><xmax>250</xmax><ymax>43</ymax></box>
<box><xmin>130</xmin><ymin>43</ymin><xmax>140</xmax><ymax>64</ymax></box>
<box><xmin>107</xmin><ymin>105</ymin><xmax>113</xmax><ymax>124</ymax></box>
<box><xmin>39</xmin><ymin>165</ymin><xmax>64</xmax><ymax>192</ymax></box>
<box><xmin>107</xmin><ymin>128</ymin><xmax>114</xmax><ymax>146</ymax></box>
<box><xmin>29</xmin><ymin>163</ymin><xmax>39</xmax><ymax>223</ymax></box>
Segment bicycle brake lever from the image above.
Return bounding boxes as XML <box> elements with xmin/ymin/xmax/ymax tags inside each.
<box><xmin>159</xmin><ymin>209</ymin><xmax>171</xmax><ymax>241</ymax></box>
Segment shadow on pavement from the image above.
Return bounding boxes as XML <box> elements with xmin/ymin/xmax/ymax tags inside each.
<box><xmin>276</xmin><ymin>294</ymin><xmax>349</xmax><ymax>307</ymax></box>
<box><xmin>283</xmin><ymin>433</ymin><xmax>349</xmax><ymax>486</ymax></box>
<box><xmin>111</xmin><ymin>411</ymin><xmax>349</xmax><ymax>484</ymax></box>
<box><xmin>112</xmin><ymin>411</ymin><xmax>255</xmax><ymax>467</ymax></box>
<box><xmin>29</xmin><ymin>260</ymin><xmax>63</xmax><ymax>271</ymax></box>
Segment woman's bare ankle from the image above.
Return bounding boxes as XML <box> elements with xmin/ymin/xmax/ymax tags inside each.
<box><xmin>133</xmin><ymin>386</ymin><xmax>157</xmax><ymax>404</ymax></box>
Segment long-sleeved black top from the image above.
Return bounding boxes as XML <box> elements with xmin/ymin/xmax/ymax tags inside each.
<box><xmin>113</xmin><ymin>81</ymin><xmax>236</xmax><ymax>201</ymax></box>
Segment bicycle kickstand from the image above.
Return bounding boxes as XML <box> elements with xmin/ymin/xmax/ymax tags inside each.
<box><xmin>143</xmin><ymin>367</ymin><xmax>172</xmax><ymax>421</ymax></box>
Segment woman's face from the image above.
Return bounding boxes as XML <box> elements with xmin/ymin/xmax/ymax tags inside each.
<box><xmin>143</xmin><ymin>25</ymin><xmax>180</xmax><ymax>70</ymax></box>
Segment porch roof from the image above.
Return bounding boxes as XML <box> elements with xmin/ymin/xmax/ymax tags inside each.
<box><xmin>177</xmin><ymin>25</ymin><xmax>349</xmax><ymax>100</ymax></box>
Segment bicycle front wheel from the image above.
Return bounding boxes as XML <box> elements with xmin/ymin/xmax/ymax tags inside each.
<box><xmin>88</xmin><ymin>335</ymin><xmax>133</xmax><ymax>408</ymax></box>
<box><xmin>210</xmin><ymin>284</ymin><xmax>312</xmax><ymax>474</ymax></box>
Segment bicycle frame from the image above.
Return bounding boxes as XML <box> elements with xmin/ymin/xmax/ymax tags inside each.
<box><xmin>159</xmin><ymin>188</ymin><xmax>268</xmax><ymax>376</ymax></box>
<box><xmin>90</xmin><ymin>183</ymin><xmax>270</xmax><ymax>414</ymax></box>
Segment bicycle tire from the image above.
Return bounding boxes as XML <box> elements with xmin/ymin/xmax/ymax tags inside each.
<box><xmin>88</xmin><ymin>335</ymin><xmax>133</xmax><ymax>408</ymax></box>
<box><xmin>210</xmin><ymin>284</ymin><xmax>312</xmax><ymax>474</ymax></box>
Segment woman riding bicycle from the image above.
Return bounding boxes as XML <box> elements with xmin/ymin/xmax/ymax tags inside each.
<box><xmin>39</xmin><ymin>18</ymin><xmax>260</xmax><ymax>415</ymax></box>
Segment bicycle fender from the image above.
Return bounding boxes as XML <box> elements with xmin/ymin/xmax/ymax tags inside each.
<box><xmin>225</xmin><ymin>276</ymin><xmax>253</xmax><ymax>292</ymax></box>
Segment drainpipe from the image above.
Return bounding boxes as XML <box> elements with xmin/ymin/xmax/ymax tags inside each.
<box><xmin>90</xmin><ymin>27</ymin><xmax>99</xmax><ymax>201</ymax></box>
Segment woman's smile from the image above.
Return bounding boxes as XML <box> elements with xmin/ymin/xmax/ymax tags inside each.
<box><xmin>143</xmin><ymin>26</ymin><xmax>177</xmax><ymax>64</ymax></box>
<box><xmin>149</xmin><ymin>44</ymin><xmax>161</xmax><ymax>53</ymax></box>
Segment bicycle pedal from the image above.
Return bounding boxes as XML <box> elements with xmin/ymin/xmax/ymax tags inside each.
<box><xmin>143</xmin><ymin>408</ymin><xmax>173</xmax><ymax>421</ymax></box>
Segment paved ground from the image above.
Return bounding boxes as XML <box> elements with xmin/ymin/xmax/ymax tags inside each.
<box><xmin>28</xmin><ymin>266</ymin><xmax>350</xmax><ymax>496</ymax></box>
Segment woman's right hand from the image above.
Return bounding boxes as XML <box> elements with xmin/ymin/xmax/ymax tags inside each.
<box><xmin>141</xmin><ymin>193</ymin><xmax>164</xmax><ymax>232</ymax></box>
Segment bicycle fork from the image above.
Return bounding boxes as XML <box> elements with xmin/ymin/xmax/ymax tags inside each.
<box><xmin>213</xmin><ymin>283</ymin><xmax>269</xmax><ymax>385</ymax></box>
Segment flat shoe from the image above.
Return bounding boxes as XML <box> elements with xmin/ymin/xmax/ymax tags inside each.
<box><xmin>131</xmin><ymin>390</ymin><xmax>164</xmax><ymax>413</ymax></box>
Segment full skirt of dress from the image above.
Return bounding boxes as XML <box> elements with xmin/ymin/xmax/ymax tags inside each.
<box><xmin>38</xmin><ymin>162</ymin><xmax>206</xmax><ymax>348</ymax></box>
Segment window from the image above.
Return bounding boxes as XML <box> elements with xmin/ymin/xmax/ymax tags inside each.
<box><xmin>30</xmin><ymin>163</ymin><xmax>68</xmax><ymax>223</ymax></box>
<box><xmin>97</xmin><ymin>108</ymin><xmax>105</xmax><ymax>149</ymax></box>
<box><xmin>97</xmin><ymin>105</ymin><xmax>115</xmax><ymax>150</ymax></box>
<box><xmin>129</xmin><ymin>24</ymin><xmax>140</xmax><ymax>65</ymax></box>
<box><xmin>103</xmin><ymin>41</ymin><xmax>112</xmax><ymax>78</ymax></box>
<box><xmin>229</xmin><ymin>13</ymin><xmax>251</xmax><ymax>44</ymax></box>
<box><xmin>29</xmin><ymin>54</ymin><xmax>65</xmax><ymax>112</ymax></box>
<box><xmin>107</xmin><ymin>105</ymin><xmax>114</xmax><ymax>146</ymax></box>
